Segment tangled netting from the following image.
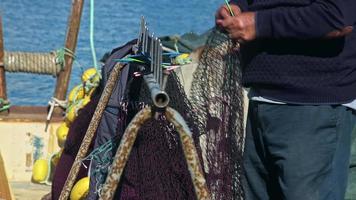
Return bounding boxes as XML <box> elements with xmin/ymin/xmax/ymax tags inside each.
<box><xmin>88</xmin><ymin>72</ymin><xmax>203</xmax><ymax>200</ymax></box>
<box><xmin>82</xmin><ymin>135</ymin><xmax>119</xmax><ymax>195</ymax></box>
<box><xmin>189</xmin><ymin>28</ymin><xmax>245</xmax><ymax>200</ymax></box>
<box><xmin>88</xmin><ymin>28</ymin><xmax>244</xmax><ymax>200</ymax></box>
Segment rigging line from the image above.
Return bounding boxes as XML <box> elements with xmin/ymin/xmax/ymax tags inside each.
<box><xmin>90</xmin><ymin>0</ymin><xmax>98</xmax><ymax>69</ymax></box>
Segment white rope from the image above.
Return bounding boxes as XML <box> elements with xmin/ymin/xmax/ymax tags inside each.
<box><xmin>45</xmin><ymin>97</ymin><xmax>68</xmax><ymax>131</ymax></box>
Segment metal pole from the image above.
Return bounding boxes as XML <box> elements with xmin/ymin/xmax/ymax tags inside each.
<box><xmin>0</xmin><ymin>14</ymin><xmax>7</xmax><ymax>100</ymax></box>
<box><xmin>143</xmin><ymin>74</ymin><xmax>169</xmax><ymax>108</ymax></box>
<box><xmin>53</xmin><ymin>0</ymin><xmax>84</xmax><ymax>111</ymax></box>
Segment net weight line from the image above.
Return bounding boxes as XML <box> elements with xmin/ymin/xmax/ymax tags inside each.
<box><xmin>99</xmin><ymin>106</ymin><xmax>210</xmax><ymax>200</ymax></box>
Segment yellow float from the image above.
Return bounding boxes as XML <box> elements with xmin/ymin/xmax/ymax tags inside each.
<box><xmin>65</xmin><ymin>104</ymin><xmax>79</xmax><ymax>125</ymax></box>
<box><xmin>68</xmin><ymin>84</ymin><xmax>85</xmax><ymax>103</ymax></box>
<box><xmin>70</xmin><ymin>176</ymin><xmax>90</xmax><ymax>200</ymax></box>
<box><xmin>81</xmin><ymin>68</ymin><xmax>100</xmax><ymax>84</ymax></box>
<box><xmin>32</xmin><ymin>159</ymin><xmax>49</xmax><ymax>183</ymax></box>
<box><xmin>56</xmin><ymin>122</ymin><xmax>69</xmax><ymax>147</ymax></box>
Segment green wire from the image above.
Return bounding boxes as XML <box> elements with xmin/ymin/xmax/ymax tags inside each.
<box><xmin>129</xmin><ymin>58</ymin><xmax>145</xmax><ymax>63</ymax></box>
<box><xmin>224</xmin><ymin>0</ymin><xmax>235</xmax><ymax>16</ymax></box>
<box><xmin>90</xmin><ymin>0</ymin><xmax>98</xmax><ymax>69</ymax></box>
<box><xmin>0</xmin><ymin>98</ymin><xmax>10</xmax><ymax>112</ymax></box>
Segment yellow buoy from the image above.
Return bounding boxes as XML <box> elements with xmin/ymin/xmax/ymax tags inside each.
<box><xmin>32</xmin><ymin>159</ymin><xmax>49</xmax><ymax>183</ymax></box>
<box><xmin>174</xmin><ymin>53</ymin><xmax>192</xmax><ymax>65</ymax></box>
<box><xmin>56</xmin><ymin>123</ymin><xmax>69</xmax><ymax>147</ymax></box>
<box><xmin>70</xmin><ymin>177</ymin><xmax>90</xmax><ymax>200</ymax></box>
<box><xmin>65</xmin><ymin>104</ymin><xmax>78</xmax><ymax>125</ymax></box>
<box><xmin>81</xmin><ymin>68</ymin><xmax>100</xmax><ymax>84</ymax></box>
<box><xmin>68</xmin><ymin>84</ymin><xmax>85</xmax><ymax>103</ymax></box>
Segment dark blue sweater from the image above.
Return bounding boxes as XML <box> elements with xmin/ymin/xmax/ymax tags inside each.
<box><xmin>231</xmin><ymin>0</ymin><xmax>356</xmax><ymax>104</ymax></box>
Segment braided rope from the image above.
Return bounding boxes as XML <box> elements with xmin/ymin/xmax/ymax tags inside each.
<box><xmin>3</xmin><ymin>48</ymin><xmax>75</xmax><ymax>76</ymax></box>
<box><xmin>59</xmin><ymin>63</ymin><xmax>124</xmax><ymax>200</ymax></box>
<box><xmin>4</xmin><ymin>51</ymin><xmax>60</xmax><ymax>76</ymax></box>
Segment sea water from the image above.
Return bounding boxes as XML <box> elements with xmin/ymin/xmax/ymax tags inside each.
<box><xmin>0</xmin><ymin>0</ymin><xmax>222</xmax><ymax>105</ymax></box>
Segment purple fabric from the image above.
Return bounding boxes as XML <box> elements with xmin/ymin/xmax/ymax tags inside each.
<box><xmin>51</xmin><ymin>93</ymin><xmax>101</xmax><ymax>200</ymax></box>
<box><xmin>112</xmin><ymin>118</ymin><xmax>197</xmax><ymax>200</ymax></box>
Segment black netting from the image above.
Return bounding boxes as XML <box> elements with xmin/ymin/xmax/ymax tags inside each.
<box><xmin>189</xmin><ymin>28</ymin><xmax>244</xmax><ymax>200</ymax></box>
<box><xmin>90</xmin><ymin>28</ymin><xmax>244</xmax><ymax>199</ymax></box>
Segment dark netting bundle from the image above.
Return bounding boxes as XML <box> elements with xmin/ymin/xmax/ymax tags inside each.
<box><xmin>189</xmin><ymin>28</ymin><xmax>244</xmax><ymax>200</ymax></box>
<box><xmin>87</xmin><ymin>28</ymin><xmax>244</xmax><ymax>199</ymax></box>
<box><xmin>89</xmin><ymin>72</ymin><xmax>203</xmax><ymax>200</ymax></box>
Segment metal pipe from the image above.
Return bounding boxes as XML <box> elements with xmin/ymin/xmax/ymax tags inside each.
<box><xmin>143</xmin><ymin>73</ymin><xmax>169</xmax><ymax>108</ymax></box>
<box><xmin>144</xmin><ymin>27</ymin><xmax>149</xmax><ymax>53</ymax></box>
<box><xmin>138</xmin><ymin>16</ymin><xmax>144</xmax><ymax>45</ymax></box>
<box><xmin>150</xmin><ymin>33</ymin><xmax>154</xmax><ymax>73</ymax></box>
<box><xmin>142</xmin><ymin>25</ymin><xmax>147</xmax><ymax>54</ymax></box>
<box><xmin>155</xmin><ymin>37</ymin><xmax>159</xmax><ymax>82</ymax></box>
<box><xmin>159</xmin><ymin>43</ymin><xmax>163</xmax><ymax>87</ymax></box>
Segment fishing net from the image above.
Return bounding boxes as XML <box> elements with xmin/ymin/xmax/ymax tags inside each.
<box><xmin>87</xmin><ymin>28</ymin><xmax>244</xmax><ymax>199</ymax></box>
<box><xmin>189</xmin><ymin>27</ymin><xmax>244</xmax><ymax>199</ymax></box>
<box><xmin>87</xmin><ymin>71</ymin><xmax>202</xmax><ymax>199</ymax></box>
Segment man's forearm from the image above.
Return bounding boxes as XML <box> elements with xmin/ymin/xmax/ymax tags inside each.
<box><xmin>229</xmin><ymin>0</ymin><xmax>248</xmax><ymax>12</ymax></box>
<box><xmin>256</xmin><ymin>0</ymin><xmax>350</xmax><ymax>39</ymax></box>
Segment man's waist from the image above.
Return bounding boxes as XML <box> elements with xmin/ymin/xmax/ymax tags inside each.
<box><xmin>246</xmin><ymin>85</ymin><xmax>356</xmax><ymax>105</ymax></box>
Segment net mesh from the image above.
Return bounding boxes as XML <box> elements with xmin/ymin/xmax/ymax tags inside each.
<box><xmin>88</xmin><ymin>28</ymin><xmax>244</xmax><ymax>199</ymax></box>
<box><xmin>189</xmin><ymin>28</ymin><xmax>244</xmax><ymax>200</ymax></box>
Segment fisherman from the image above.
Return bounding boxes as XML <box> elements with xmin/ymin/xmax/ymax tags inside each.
<box><xmin>216</xmin><ymin>1</ymin><xmax>356</xmax><ymax>199</ymax></box>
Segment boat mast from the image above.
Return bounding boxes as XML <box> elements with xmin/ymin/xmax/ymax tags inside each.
<box><xmin>53</xmin><ymin>0</ymin><xmax>84</xmax><ymax>112</ymax></box>
<box><xmin>0</xmin><ymin>14</ymin><xmax>7</xmax><ymax>101</ymax></box>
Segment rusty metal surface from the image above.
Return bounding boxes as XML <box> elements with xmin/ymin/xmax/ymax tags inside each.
<box><xmin>165</xmin><ymin>107</ymin><xmax>210</xmax><ymax>200</ymax></box>
<box><xmin>0</xmin><ymin>106</ymin><xmax>63</xmax><ymax>122</ymax></box>
<box><xmin>59</xmin><ymin>63</ymin><xmax>124</xmax><ymax>200</ymax></box>
<box><xmin>99</xmin><ymin>106</ymin><xmax>152</xmax><ymax>200</ymax></box>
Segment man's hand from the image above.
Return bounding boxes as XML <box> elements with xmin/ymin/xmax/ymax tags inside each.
<box><xmin>325</xmin><ymin>26</ymin><xmax>353</xmax><ymax>39</ymax></box>
<box><xmin>216</xmin><ymin>12</ymin><xmax>256</xmax><ymax>43</ymax></box>
<box><xmin>215</xmin><ymin>4</ymin><xmax>241</xmax><ymax>20</ymax></box>
<box><xmin>216</xmin><ymin>4</ymin><xmax>256</xmax><ymax>43</ymax></box>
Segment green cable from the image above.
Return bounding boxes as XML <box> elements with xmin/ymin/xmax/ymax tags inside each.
<box><xmin>90</xmin><ymin>0</ymin><xmax>98</xmax><ymax>69</ymax></box>
<box><xmin>224</xmin><ymin>0</ymin><xmax>235</xmax><ymax>16</ymax></box>
<box><xmin>55</xmin><ymin>47</ymin><xmax>78</xmax><ymax>70</ymax></box>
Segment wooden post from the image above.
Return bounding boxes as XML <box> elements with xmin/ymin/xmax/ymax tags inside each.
<box><xmin>53</xmin><ymin>0</ymin><xmax>84</xmax><ymax>108</ymax></box>
<box><xmin>0</xmin><ymin>14</ymin><xmax>7</xmax><ymax>100</ymax></box>
<box><xmin>0</xmin><ymin>153</ymin><xmax>12</xmax><ymax>200</ymax></box>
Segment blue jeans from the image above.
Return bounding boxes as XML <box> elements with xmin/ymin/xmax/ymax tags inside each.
<box><xmin>242</xmin><ymin>101</ymin><xmax>356</xmax><ymax>200</ymax></box>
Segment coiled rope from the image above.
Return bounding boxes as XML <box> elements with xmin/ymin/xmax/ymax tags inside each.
<box><xmin>3</xmin><ymin>48</ymin><xmax>75</xmax><ymax>76</ymax></box>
